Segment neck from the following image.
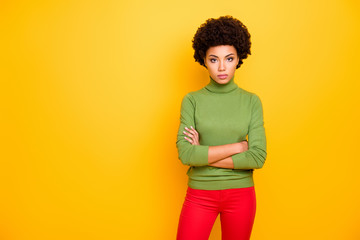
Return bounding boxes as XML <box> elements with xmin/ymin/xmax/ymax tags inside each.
<box><xmin>205</xmin><ymin>76</ymin><xmax>238</xmax><ymax>93</ymax></box>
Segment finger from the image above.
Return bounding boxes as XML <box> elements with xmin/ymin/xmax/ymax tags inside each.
<box><xmin>187</xmin><ymin>128</ymin><xmax>197</xmax><ymax>136</ymax></box>
<box><xmin>185</xmin><ymin>127</ymin><xmax>192</xmax><ymax>133</ymax></box>
<box><xmin>190</xmin><ymin>126</ymin><xmax>199</xmax><ymax>136</ymax></box>
<box><xmin>183</xmin><ymin>130</ymin><xmax>194</xmax><ymax>139</ymax></box>
<box><xmin>184</xmin><ymin>136</ymin><xmax>193</xmax><ymax>143</ymax></box>
<box><xmin>185</xmin><ymin>127</ymin><xmax>196</xmax><ymax>137</ymax></box>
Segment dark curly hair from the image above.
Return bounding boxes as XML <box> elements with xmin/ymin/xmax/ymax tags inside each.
<box><xmin>192</xmin><ymin>15</ymin><xmax>251</xmax><ymax>69</ymax></box>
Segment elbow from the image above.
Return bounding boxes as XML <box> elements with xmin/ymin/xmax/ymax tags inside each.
<box><xmin>232</xmin><ymin>148</ymin><xmax>267</xmax><ymax>170</ymax></box>
<box><xmin>178</xmin><ymin>152</ymin><xmax>191</xmax><ymax>166</ymax></box>
<box><xmin>254</xmin><ymin>160</ymin><xmax>265</xmax><ymax>169</ymax></box>
<box><xmin>178</xmin><ymin>151</ymin><xmax>202</xmax><ymax>167</ymax></box>
<box><xmin>176</xmin><ymin>144</ymin><xmax>194</xmax><ymax>166</ymax></box>
<box><xmin>176</xmin><ymin>140</ymin><xmax>209</xmax><ymax>167</ymax></box>
<box><xmin>254</xmin><ymin>150</ymin><xmax>267</xmax><ymax>169</ymax></box>
<box><xmin>176</xmin><ymin>140</ymin><xmax>190</xmax><ymax>166</ymax></box>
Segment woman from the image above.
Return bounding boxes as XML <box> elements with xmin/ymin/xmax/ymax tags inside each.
<box><xmin>176</xmin><ymin>15</ymin><xmax>267</xmax><ymax>240</ymax></box>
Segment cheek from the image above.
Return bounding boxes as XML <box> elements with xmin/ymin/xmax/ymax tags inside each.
<box><xmin>230</xmin><ymin>63</ymin><xmax>237</xmax><ymax>72</ymax></box>
<box><xmin>208</xmin><ymin>66</ymin><xmax>217</xmax><ymax>75</ymax></box>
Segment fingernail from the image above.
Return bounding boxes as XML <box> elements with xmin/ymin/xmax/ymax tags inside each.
<box><xmin>191</xmin><ymin>126</ymin><xmax>194</xmax><ymax>129</ymax></box>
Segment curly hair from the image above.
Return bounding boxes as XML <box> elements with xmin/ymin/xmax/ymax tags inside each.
<box><xmin>192</xmin><ymin>15</ymin><xmax>251</xmax><ymax>69</ymax></box>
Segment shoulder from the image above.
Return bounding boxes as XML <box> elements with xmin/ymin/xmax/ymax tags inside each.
<box><xmin>179</xmin><ymin>91</ymin><xmax>197</xmax><ymax>110</ymax></box>
<box><xmin>238</xmin><ymin>88</ymin><xmax>264</xmax><ymax>109</ymax></box>
<box><xmin>181</xmin><ymin>88</ymin><xmax>204</xmax><ymax>102</ymax></box>
<box><xmin>181</xmin><ymin>91</ymin><xmax>195</xmax><ymax>102</ymax></box>
<box><xmin>238</xmin><ymin>87</ymin><xmax>255</xmax><ymax>97</ymax></box>
<box><xmin>238</xmin><ymin>88</ymin><xmax>261</xmax><ymax>100</ymax></box>
<box><xmin>180</xmin><ymin>87</ymin><xmax>210</xmax><ymax>111</ymax></box>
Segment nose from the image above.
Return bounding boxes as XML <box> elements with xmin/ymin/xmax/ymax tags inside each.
<box><xmin>218</xmin><ymin>60</ymin><xmax>225</xmax><ymax>71</ymax></box>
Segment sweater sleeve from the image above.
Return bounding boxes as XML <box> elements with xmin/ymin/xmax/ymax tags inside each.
<box><xmin>231</xmin><ymin>94</ymin><xmax>267</xmax><ymax>169</ymax></box>
<box><xmin>176</xmin><ymin>93</ymin><xmax>209</xmax><ymax>166</ymax></box>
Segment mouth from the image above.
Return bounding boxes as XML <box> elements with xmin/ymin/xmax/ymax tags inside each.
<box><xmin>217</xmin><ymin>74</ymin><xmax>228</xmax><ymax>79</ymax></box>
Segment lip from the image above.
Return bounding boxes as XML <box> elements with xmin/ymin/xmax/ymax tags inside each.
<box><xmin>217</xmin><ymin>74</ymin><xmax>228</xmax><ymax>79</ymax></box>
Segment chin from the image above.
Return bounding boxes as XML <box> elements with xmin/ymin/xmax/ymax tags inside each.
<box><xmin>216</xmin><ymin>78</ymin><xmax>230</xmax><ymax>84</ymax></box>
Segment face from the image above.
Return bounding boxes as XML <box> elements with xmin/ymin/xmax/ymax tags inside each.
<box><xmin>204</xmin><ymin>45</ymin><xmax>239</xmax><ymax>84</ymax></box>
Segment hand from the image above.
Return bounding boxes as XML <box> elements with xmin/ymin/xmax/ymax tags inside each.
<box><xmin>183</xmin><ymin>126</ymin><xmax>200</xmax><ymax>145</ymax></box>
<box><xmin>239</xmin><ymin>140</ymin><xmax>248</xmax><ymax>152</ymax></box>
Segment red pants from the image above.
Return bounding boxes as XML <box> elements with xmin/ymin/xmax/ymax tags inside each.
<box><xmin>177</xmin><ymin>186</ymin><xmax>256</xmax><ymax>240</ymax></box>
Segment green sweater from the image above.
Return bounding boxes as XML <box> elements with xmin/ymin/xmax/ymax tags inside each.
<box><xmin>176</xmin><ymin>76</ymin><xmax>267</xmax><ymax>190</ymax></box>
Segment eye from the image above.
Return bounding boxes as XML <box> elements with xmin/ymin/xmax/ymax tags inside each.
<box><xmin>227</xmin><ymin>57</ymin><xmax>234</xmax><ymax>62</ymax></box>
<box><xmin>210</xmin><ymin>58</ymin><xmax>217</xmax><ymax>63</ymax></box>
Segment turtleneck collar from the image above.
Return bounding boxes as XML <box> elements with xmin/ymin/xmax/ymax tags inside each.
<box><xmin>204</xmin><ymin>75</ymin><xmax>238</xmax><ymax>93</ymax></box>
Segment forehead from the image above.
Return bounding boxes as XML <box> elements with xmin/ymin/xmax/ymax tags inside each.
<box><xmin>206</xmin><ymin>45</ymin><xmax>237</xmax><ymax>57</ymax></box>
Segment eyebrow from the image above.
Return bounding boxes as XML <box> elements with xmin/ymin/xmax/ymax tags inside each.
<box><xmin>209</xmin><ymin>53</ymin><xmax>235</xmax><ymax>58</ymax></box>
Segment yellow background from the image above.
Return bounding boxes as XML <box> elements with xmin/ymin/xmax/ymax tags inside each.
<box><xmin>1</xmin><ymin>0</ymin><xmax>359</xmax><ymax>239</ymax></box>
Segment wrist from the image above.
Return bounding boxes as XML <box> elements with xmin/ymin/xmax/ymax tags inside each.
<box><xmin>235</xmin><ymin>142</ymin><xmax>243</xmax><ymax>154</ymax></box>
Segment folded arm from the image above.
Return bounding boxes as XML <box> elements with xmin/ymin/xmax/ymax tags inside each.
<box><xmin>176</xmin><ymin>94</ymin><xmax>208</xmax><ymax>166</ymax></box>
<box><xmin>176</xmin><ymin>94</ymin><xmax>247</xmax><ymax>166</ymax></box>
<box><xmin>231</xmin><ymin>94</ymin><xmax>267</xmax><ymax>169</ymax></box>
<box><xmin>209</xmin><ymin>156</ymin><xmax>235</xmax><ymax>169</ymax></box>
<box><xmin>176</xmin><ymin>93</ymin><xmax>266</xmax><ymax>169</ymax></box>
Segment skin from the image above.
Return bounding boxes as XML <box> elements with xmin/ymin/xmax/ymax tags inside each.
<box><xmin>183</xmin><ymin>45</ymin><xmax>249</xmax><ymax>169</ymax></box>
<box><xmin>204</xmin><ymin>45</ymin><xmax>239</xmax><ymax>84</ymax></box>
